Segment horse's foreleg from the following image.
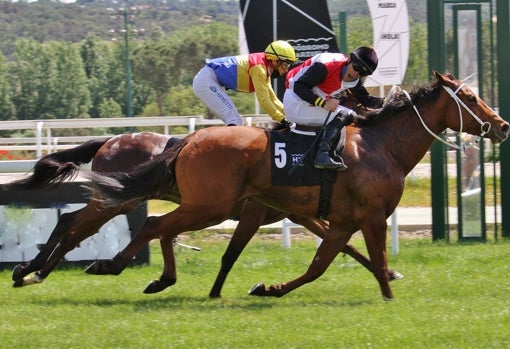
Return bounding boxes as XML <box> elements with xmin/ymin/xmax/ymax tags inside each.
<box><xmin>361</xmin><ymin>220</ymin><xmax>393</xmax><ymax>300</ymax></box>
<box><xmin>289</xmin><ymin>214</ymin><xmax>403</xmax><ymax>281</ymax></box>
<box><xmin>209</xmin><ymin>201</ymin><xmax>270</xmax><ymax>298</ymax></box>
<box><xmin>143</xmin><ymin>234</ymin><xmax>177</xmax><ymax>294</ymax></box>
<box><xmin>249</xmin><ymin>228</ymin><xmax>352</xmax><ymax>297</ymax></box>
<box><xmin>341</xmin><ymin>244</ymin><xmax>403</xmax><ymax>281</ymax></box>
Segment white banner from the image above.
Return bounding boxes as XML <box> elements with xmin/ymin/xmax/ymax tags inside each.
<box><xmin>364</xmin><ymin>0</ymin><xmax>409</xmax><ymax>87</ymax></box>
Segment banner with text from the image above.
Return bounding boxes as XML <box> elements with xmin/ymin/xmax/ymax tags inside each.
<box><xmin>365</xmin><ymin>0</ymin><xmax>409</xmax><ymax>87</ymax></box>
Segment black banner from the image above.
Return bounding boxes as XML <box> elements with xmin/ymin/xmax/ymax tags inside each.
<box><xmin>239</xmin><ymin>0</ymin><xmax>338</xmax><ymax>58</ymax></box>
<box><xmin>239</xmin><ymin>0</ymin><xmax>338</xmax><ymax>98</ymax></box>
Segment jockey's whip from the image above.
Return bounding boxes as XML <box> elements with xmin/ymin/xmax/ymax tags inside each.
<box><xmin>288</xmin><ymin>110</ymin><xmax>333</xmax><ymax>176</ymax></box>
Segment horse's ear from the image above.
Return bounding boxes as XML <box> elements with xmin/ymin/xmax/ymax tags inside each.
<box><xmin>433</xmin><ymin>71</ymin><xmax>443</xmax><ymax>81</ymax></box>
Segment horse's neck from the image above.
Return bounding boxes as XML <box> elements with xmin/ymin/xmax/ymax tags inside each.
<box><xmin>361</xmin><ymin>108</ymin><xmax>441</xmax><ymax>175</ymax></box>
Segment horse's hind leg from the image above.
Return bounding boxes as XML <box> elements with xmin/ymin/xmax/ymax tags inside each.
<box><xmin>250</xmin><ymin>226</ymin><xmax>353</xmax><ymax>297</ymax></box>
<box><xmin>86</xmin><ymin>204</ymin><xmax>230</xmax><ymax>276</ymax></box>
<box><xmin>209</xmin><ymin>200</ymin><xmax>270</xmax><ymax>298</ymax></box>
<box><xmin>143</xmin><ymin>234</ymin><xmax>177</xmax><ymax>294</ymax></box>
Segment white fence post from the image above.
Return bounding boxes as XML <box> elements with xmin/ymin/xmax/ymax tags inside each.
<box><xmin>281</xmin><ymin>218</ymin><xmax>293</xmax><ymax>248</ymax></box>
<box><xmin>189</xmin><ymin>117</ymin><xmax>196</xmax><ymax>133</ymax></box>
<box><xmin>36</xmin><ymin>121</ymin><xmax>44</xmax><ymax>158</ymax></box>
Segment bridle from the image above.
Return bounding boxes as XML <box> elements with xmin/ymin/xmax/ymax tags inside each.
<box><xmin>402</xmin><ymin>82</ymin><xmax>492</xmax><ymax>151</ymax></box>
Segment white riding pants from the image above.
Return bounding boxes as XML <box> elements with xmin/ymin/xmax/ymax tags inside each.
<box><xmin>193</xmin><ymin>66</ymin><xmax>243</xmax><ymax>126</ymax></box>
<box><xmin>283</xmin><ymin>88</ymin><xmax>352</xmax><ymax>126</ymax></box>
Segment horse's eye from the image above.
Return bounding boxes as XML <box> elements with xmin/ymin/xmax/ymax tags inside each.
<box><xmin>468</xmin><ymin>95</ymin><xmax>477</xmax><ymax>104</ymax></box>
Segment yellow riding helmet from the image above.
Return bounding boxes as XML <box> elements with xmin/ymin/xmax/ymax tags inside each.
<box><xmin>264</xmin><ymin>40</ymin><xmax>297</xmax><ymax>63</ymax></box>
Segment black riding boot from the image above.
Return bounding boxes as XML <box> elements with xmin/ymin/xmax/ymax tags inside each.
<box><xmin>314</xmin><ymin>111</ymin><xmax>353</xmax><ymax>171</ymax></box>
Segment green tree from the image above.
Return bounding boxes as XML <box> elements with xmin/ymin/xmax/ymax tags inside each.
<box><xmin>98</xmin><ymin>97</ymin><xmax>122</xmax><ymax>118</ymax></box>
<box><xmin>346</xmin><ymin>16</ymin><xmax>374</xmax><ymax>52</ymax></box>
<box><xmin>172</xmin><ymin>22</ymin><xmax>238</xmax><ymax>86</ymax></box>
<box><xmin>0</xmin><ymin>53</ymin><xmax>14</xmax><ymax>122</ymax></box>
<box><xmin>162</xmin><ymin>85</ymin><xmax>206</xmax><ymax>116</ymax></box>
<box><xmin>10</xmin><ymin>39</ymin><xmax>91</xmax><ymax>121</ymax></box>
<box><xmin>51</xmin><ymin>41</ymin><xmax>91</xmax><ymax>119</ymax></box>
<box><xmin>9</xmin><ymin>38</ymin><xmax>56</xmax><ymax>120</ymax></box>
<box><xmin>133</xmin><ymin>22</ymin><xmax>238</xmax><ymax>116</ymax></box>
<box><xmin>80</xmin><ymin>34</ymin><xmax>120</xmax><ymax>118</ymax></box>
<box><xmin>403</xmin><ymin>20</ymin><xmax>429</xmax><ymax>88</ymax></box>
<box><xmin>132</xmin><ymin>40</ymin><xmax>175</xmax><ymax>115</ymax></box>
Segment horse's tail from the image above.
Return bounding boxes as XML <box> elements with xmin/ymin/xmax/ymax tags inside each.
<box><xmin>86</xmin><ymin>137</ymin><xmax>188</xmax><ymax>207</ymax></box>
<box><xmin>2</xmin><ymin>138</ymin><xmax>111</xmax><ymax>191</ymax></box>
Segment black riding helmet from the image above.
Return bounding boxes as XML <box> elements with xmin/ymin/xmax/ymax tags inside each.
<box><xmin>349</xmin><ymin>46</ymin><xmax>378</xmax><ymax>76</ymax></box>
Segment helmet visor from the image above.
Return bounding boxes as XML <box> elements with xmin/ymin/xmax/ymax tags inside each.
<box><xmin>352</xmin><ymin>61</ymin><xmax>371</xmax><ymax>77</ymax></box>
<box><xmin>350</xmin><ymin>51</ymin><xmax>375</xmax><ymax>76</ymax></box>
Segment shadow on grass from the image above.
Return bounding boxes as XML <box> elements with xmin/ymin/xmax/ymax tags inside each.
<box><xmin>29</xmin><ymin>293</ymin><xmax>378</xmax><ymax>310</ymax></box>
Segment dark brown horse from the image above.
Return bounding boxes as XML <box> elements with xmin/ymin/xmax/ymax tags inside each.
<box><xmin>85</xmin><ymin>72</ymin><xmax>509</xmax><ymax>300</ymax></box>
<box><xmin>4</xmin><ymin>132</ymin><xmax>401</xmax><ymax>296</ymax></box>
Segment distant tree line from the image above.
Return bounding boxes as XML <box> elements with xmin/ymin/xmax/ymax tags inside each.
<box><xmin>0</xmin><ymin>22</ymin><xmax>241</xmax><ymax>137</ymax></box>
<box><xmin>0</xmin><ymin>18</ymin><xmax>434</xmax><ymax>137</ymax></box>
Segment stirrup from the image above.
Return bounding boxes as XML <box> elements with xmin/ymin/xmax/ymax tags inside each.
<box><xmin>314</xmin><ymin>163</ymin><xmax>348</xmax><ymax>171</ymax></box>
<box><xmin>314</xmin><ymin>155</ymin><xmax>348</xmax><ymax>171</ymax></box>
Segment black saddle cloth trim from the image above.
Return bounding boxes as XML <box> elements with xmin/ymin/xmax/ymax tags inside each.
<box><xmin>270</xmin><ymin>130</ymin><xmax>339</xmax><ymax>220</ymax></box>
<box><xmin>270</xmin><ymin>131</ymin><xmax>323</xmax><ymax>186</ymax></box>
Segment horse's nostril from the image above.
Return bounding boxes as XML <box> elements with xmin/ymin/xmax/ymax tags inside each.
<box><xmin>501</xmin><ymin>123</ymin><xmax>510</xmax><ymax>140</ymax></box>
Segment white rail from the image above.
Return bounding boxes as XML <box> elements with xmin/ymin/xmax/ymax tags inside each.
<box><xmin>0</xmin><ymin>115</ymin><xmax>273</xmax><ymax>158</ymax></box>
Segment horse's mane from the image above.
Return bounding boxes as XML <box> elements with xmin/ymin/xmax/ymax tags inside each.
<box><xmin>353</xmin><ymin>76</ymin><xmax>442</xmax><ymax>127</ymax></box>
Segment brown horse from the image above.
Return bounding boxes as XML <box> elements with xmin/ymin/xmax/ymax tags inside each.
<box><xmin>4</xmin><ymin>132</ymin><xmax>401</xmax><ymax>296</ymax></box>
<box><xmin>85</xmin><ymin>72</ymin><xmax>508</xmax><ymax>300</ymax></box>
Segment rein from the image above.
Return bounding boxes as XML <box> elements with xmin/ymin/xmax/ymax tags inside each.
<box><xmin>402</xmin><ymin>83</ymin><xmax>491</xmax><ymax>151</ymax></box>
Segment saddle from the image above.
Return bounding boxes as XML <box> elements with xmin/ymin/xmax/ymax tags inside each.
<box><xmin>269</xmin><ymin>128</ymin><xmax>346</xmax><ymax>219</ymax></box>
<box><xmin>269</xmin><ymin>127</ymin><xmax>346</xmax><ymax>186</ymax></box>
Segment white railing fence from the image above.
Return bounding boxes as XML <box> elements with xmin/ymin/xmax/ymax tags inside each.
<box><xmin>0</xmin><ymin>115</ymin><xmax>307</xmax><ymax>249</ymax></box>
<box><xmin>0</xmin><ymin>115</ymin><xmax>274</xmax><ymax>158</ymax></box>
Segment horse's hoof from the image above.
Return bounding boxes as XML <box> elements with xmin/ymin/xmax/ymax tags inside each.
<box><xmin>209</xmin><ymin>292</ymin><xmax>221</xmax><ymax>299</ymax></box>
<box><xmin>12</xmin><ymin>264</ymin><xmax>24</xmax><ymax>281</ymax></box>
<box><xmin>12</xmin><ymin>273</ymin><xmax>44</xmax><ymax>287</ymax></box>
<box><xmin>389</xmin><ymin>270</ymin><xmax>404</xmax><ymax>281</ymax></box>
<box><xmin>248</xmin><ymin>282</ymin><xmax>267</xmax><ymax>296</ymax></box>
<box><xmin>143</xmin><ymin>281</ymin><xmax>165</xmax><ymax>294</ymax></box>
<box><xmin>85</xmin><ymin>261</ymin><xmax>102</xmax><ymax>275</ymax></box>
<box><xmin>12</xmin><ymin>279</ymin><xmax>24</xmax><ymax>288</ymax></box>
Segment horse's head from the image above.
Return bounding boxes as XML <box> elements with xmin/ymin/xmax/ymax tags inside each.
<box><xmin>435</xmin><ymin>71</ymin><xmax>509</xmax><ymax>143</ymax></box>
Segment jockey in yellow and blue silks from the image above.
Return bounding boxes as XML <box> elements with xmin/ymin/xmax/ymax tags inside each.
<box><xmin>193</xmin><ymin>40</ymin><xmax>297</xmax><ymax>126</ymax></box>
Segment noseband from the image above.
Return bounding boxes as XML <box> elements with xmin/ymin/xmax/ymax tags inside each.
<box><xmin>442</xmin><ymin>84</ymin><xmax>492</xmax><ymax>138</ymax></box>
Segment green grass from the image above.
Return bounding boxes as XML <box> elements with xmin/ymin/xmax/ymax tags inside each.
<box><xmin>1</xmin><ymin>237</ymin><xmax>509</xmax><ymax>348</ymax></box>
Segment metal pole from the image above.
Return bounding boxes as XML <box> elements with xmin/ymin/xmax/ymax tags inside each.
<box><xmin>123</xmin><ymin>9</ymin><xmax>133</xmax><ymax>118</ymax></box>
<box><xmin>338</xmin><ymin>12</ymin><xmax>347</xmax><ymax>53</ymax></box>
<box><xmin>496</xmin><ymin>0</ymin><xmax>510</xmax><ymax>237</ymax></box>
